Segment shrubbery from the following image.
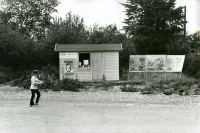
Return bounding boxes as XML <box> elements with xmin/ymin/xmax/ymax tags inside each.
<box><xmin>59</xmin><ymin>78</ymin><xmax>83</xmax><ymax>92</ymax></box>
<box><xmin>19</xmin><ymin>65</ymin><xmax>84</xmax><ymax>92</ymax></box>
<box><xmin>21</xmin><ymin>76</ymin><xmax>31</xmax><ymax>89</ymax></box>
<box><xmin>0</xmin><ymin>75</ymin><xmax>10</xmax><ymax>84</ymax></box>
<box><xmin>120</xmin><ymin>85</ymin><xmax>139</xmax><ymax>92</ymax></box>
<box><xmin>183</xmin><ymin>53</ymin><xmax>200</xmax><ymax>79</ymax></box>
<box><xmin>120</xmin><ymin>78</ymin><xmax>200</xmax><ymax>95</ymax></box>
<box><xmin>21</xmin><ymin>77</ymin><xmax>83</xmax><ymax>92</ymax></box>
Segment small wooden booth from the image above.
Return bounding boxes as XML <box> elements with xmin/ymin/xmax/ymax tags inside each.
<box><xmin>54</xmin><ymin>44</ymin><xmax>122</xmax><ymax>82</ymax></box>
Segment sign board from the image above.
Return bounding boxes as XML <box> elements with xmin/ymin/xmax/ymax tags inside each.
<box><xmin>129</xmin><ymin>55</ymin><xmax>146</xmax><ymax>72</ymax></box>
<box><xmin>129</xmin><ymin>55</ymin><xmax>185</xmax><ymax>72</ymax></box>
<box><xmin>166</xmin><ymin>55</ymin><xmax>185</xmax><ymax>72</ymax></box>
<box><xmin>145</xmin><ymin>55</ymin><xmax>166</xmax><ymax>72</ymax></box>
<box><xmin>59</xmin><ymin>53</ymin><xmax>77</xmax><ymax>58</ymax></box>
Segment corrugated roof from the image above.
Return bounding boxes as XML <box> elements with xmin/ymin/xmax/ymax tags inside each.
<box><xmin>54</xmin><ymin>44</ymin><xmax>122</xmax><ymax>52</ymax></box>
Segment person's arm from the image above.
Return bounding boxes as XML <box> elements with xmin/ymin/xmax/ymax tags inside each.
<box><xmin>35</xmin><ymin>78</ymin><xmax>43</xmax><ymax>85</ymax></box>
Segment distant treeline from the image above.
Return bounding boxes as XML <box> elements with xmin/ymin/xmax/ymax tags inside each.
<box><xmin>0</xmin><ymin>0</ymin><xmax>199</xmax><ymax>79</ymax></box>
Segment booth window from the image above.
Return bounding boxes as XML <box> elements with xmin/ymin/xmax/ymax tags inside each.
<box><xmin>79</xmin><ymin>53</ymin><xmax>90</xmax><ymax>68</ymax></box>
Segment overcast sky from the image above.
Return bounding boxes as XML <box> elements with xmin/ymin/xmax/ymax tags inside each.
<box><xmin>53</xmin><ymin>0</ymin><xmax>200</xmax><ymax>34</ymax></box>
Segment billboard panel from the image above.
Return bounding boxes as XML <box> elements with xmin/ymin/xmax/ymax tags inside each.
<box><xmin>166</xmin><ymin>55</ymin><xmax>185</xmax><ymax>72</ymax></box>
<box><xmin>145</xmin><ymin>55</ymin><xmax>166</xmax><ymax>72</ymax></box>
<box><xmin>129</xmin><ymin>55</ymin><xmax>146</xmax><ymax>72</ymax></box>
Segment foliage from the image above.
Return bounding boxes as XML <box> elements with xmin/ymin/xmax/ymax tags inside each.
<box><xmin>48</xmin><ymin>12</ymin><xmax>90</xmax><ymax>44</ymax></box>
<box><xmin>97</xmin><ymin>74</ymin><xmax>114</xmax><ymax>90</ymax></box>
<box><xmin>38</xmin><ymin>78</ymin><xmax>55</xmax><ymax>90</ymax></box>
<box><xmin>187</xmin><ymin>33</ymin><xmax>200</xmax><ymax>53</ymax></box>
<box><xmin>120</xmin><ymin>84</ymin><xmax>139</xmax><ymax>92</ymax></box>
<box><xmin>0</xmin><ymin>75</ymin><xmax>10</xmax><ymax>84</ymax></box>
<box><xmin>121</xmin><ymin>0</ymin><xmax>186</xmax><ymax>54</ymax></box>
<box><xmin>88</xmin><ymin>24</ymin><xmax>126</xmax><ymax>44</ymax></box>
<box><xmin>39</xmin><ymin>64</ymin><xmax>59</xmax><ymax>80</ymax></box>
<box><xmin>37</xmin><ymin>65</ymin><xmax>59</xmax><ymax>90</ymax></box>
<box><xmin>60</xmin><ymin>78</ymin><xmax>83</xmax><ymax>92</ymax></box>
<box><xmin>101</xmin><ymin>74</ymin><xmax>106</xmax><ymax>87</ymax></box>
<box><xmin>119</xmin><ymin>74</ymin><xmax>200</xmax><ymax>95</ymax></box>
<box><xmin>21</xmin><ymin>76</ymin><xmax>31</xmax><ymax>89</ymax></box>
<box><xmin>1</xmin><ymin>0</ymin><xmax>59</xmax><ymax>39</ymax></box>
<box><xmin>0</xmin><ymin>24</ymin><xmax>35</xmax><ymax>69</ymax></box>
<box><xmin>195</xmin><ymin>87</ymin><xmax>200</xmax><ymax>95</ymax></box>
<box><xmin>166</xmin><ymin>36</ymin><xmax>191</xmax><ymax>55</ymax></box>
<box><xmin>39</xmin><ymin>12</ymin><xmax>90</xmax><ymax>66</ymax></box>
<box><xmin>183</xmin><ymin>53</ymin><xmax>200</xmax><ymax>79</ymax></box>
<box><xmin>140</xmin><ymin>85</ymin><xmax>154</xmax><ymax>94</ymax></box>
<box><xmin>119</xmin><ymin>39</ymin><xmax>137</xmax><ymax>72</ymax></box>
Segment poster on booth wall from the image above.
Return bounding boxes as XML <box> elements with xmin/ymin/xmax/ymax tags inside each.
<box><xmin>129</xmin><ymin>55</ymin><xmax>146</xmax><ymax>72</ymax></box>
<box><xmin>166</xmin><ymin>55</ymin><xmax>185</xmax><ymax>72</ymax></box>
<box><xmin>145</xmin><ymin>55</ymin><xmax>166</xmax><ymax>72</ymax></box>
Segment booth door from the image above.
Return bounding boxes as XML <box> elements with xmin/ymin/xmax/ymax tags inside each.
<box><xmin>91</xmin><ymin>52</ymin><xmax>104</xmax><ymax>81</ymax></box>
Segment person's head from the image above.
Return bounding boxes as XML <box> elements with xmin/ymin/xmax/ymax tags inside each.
<box><xmin>32</xmin><ymin>70</ymin><xmax>39</xmax><ymax>77</ymax></box>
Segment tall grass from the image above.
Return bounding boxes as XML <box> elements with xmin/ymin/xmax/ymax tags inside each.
<box><xmin>127</xmin><ymin>72</ymin><xmax>198</xmax><ymax>84</ymax></box>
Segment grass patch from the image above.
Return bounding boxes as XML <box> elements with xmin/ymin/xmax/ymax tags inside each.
<box><xmin>121</xmin><ymin>72</ymin><xmax>200</xmax><ymax>95</ymax></box>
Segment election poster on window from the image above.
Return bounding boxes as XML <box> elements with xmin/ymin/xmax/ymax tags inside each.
<box><xmin>166</xmin><ymin>55</ymin><xmax>185</xmax><ymax>72</ymax></box>
<box><xmin>145</xmin><ymin>55</ymin><xmax>166</xmax><ymax>72</ymax></box>
<box><xmin>129</xmin><ymin>55</ymin><xmax>146</xmax><ymax>72</ymax></box>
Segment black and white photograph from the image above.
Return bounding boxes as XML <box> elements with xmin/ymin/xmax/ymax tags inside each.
<box><xmin>0</xmin><ymin>0</ymin><xmax>200</xmax><ymax>133</ymax></box>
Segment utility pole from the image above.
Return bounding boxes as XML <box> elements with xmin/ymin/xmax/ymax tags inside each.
<box><xmin>184</xmin><ymin>6</ymin><xmax>186</xmax><ymax>40</ymax></box>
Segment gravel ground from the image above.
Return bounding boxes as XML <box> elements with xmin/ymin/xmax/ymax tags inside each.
<box><xmin>0</xmin><ymin>86</ymin><xmax>200</xmax><ymax>133</ymax></box>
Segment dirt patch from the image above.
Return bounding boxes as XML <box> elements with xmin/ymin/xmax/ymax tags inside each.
<box><xmin>0</xmin><ymin>88</ymin><xmax>200</xmax><ymax>133</ymax></box>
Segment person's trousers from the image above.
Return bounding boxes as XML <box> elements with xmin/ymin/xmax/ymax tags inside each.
<box><xmin>30</xmin><ymin>89</ymin><xmax>41</xmax><ymax>105</ymax></box>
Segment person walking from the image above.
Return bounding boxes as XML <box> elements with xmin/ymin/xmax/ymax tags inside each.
<box><xmin>30</xmin><ymin>70</ymin><xmax>43</xmax><ymax>107</ymax></box>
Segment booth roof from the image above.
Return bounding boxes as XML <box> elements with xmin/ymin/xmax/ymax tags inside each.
<box><xmin>54</xmin><ymin>44</ymin><xmax>122</xmax><ymax>52</ymax></box>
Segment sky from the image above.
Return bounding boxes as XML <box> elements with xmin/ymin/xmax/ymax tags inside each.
<box><xmin>53</xmin><ymin>0</ymin><xmax>200</xmax><ymax>34</ymax></box>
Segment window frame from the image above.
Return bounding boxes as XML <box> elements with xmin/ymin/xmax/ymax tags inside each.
<box><xmin>78</xmin><ymin>52</ymin><xmax>91</xmax><ymax>69</ymax></box>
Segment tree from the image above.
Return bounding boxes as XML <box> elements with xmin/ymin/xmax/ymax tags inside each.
<box><xmin>187</xmin><ymin>33</ymin><xmax>200</xmax><ymax>53</ymax></box>
<box><xmin>48</xmin><ymin>12</ymin><xmax>90</xmax><ymax>44</ymax></box>
<box><xmin>0</xmin><ymin>24</ymin><xmax>35</xmax><ymax>70</ymax></box>
<box><xmin>38</xmin><ymin>12</ymin><xmax>90</xmax><ymax>66</ymax></box>
<box><xmin>0</xmin><ymin>10</ymin><xmax>12</xmax><ymax>25</ymax></box>
<box><xmin>166</xmin><ymin>36</ymin><xmax>191</xmax><ymax>55</ymax></box>
<box><xmin>1</xmin><ymin>0</ymin><xmax>59</xmax><ymax>39</ymax></box>
<box><xmin>121</xmin><ymin>0</ymin><xmax>187</xmax><ymax>54</ymax></box>
<box><xmin>88</xmin><ymin>24</ymin><xmax>126</xmax><ymax>44</ymax></box>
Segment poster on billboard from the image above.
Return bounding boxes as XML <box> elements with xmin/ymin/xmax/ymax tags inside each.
<box><xmin>166</xmin><ymin>55</ymin><xmax>185</xmax><ymax>72</ymax></box>
<box><xmin>145</xmin><ymin>55</ymin><xmax>166</xmax><ymax>72</ymax></box>
<box><xmin>129</xmin><ymin>55</ymin><xmax>146</xmax><ymax>72</ymax></box>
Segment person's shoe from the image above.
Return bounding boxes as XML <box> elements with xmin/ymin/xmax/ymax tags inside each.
<box><xmin>35</xmin><ymin>103</ymin><xmax>39</xmax><ymax>105</ymax></box>
<box><xmin>30</xmin><ymin>105</ymin><xmax>34</xmax><ymax>107</ymax></box>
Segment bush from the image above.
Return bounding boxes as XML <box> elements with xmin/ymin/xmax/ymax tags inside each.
<box><xmin>195</xmin><ymin>88</ymin><xmax>200</xmax><ymax>95</ymax></box>
<box><xmin>120</xmin><ymin>84</ymin><xmax>139</xmax><ymax>92</ymax></box>
<box><xmin>37</xmin><ymin>65</ymin><xmax>59</xmax><ymax>90</ymax></box>
<box><xmin>38</xmin><ymin>78</ymin><xmax>55</xmax><ymax>90</ymax></box>
<box><xmin>141</xmin><ymin>85</ymin><xmax>154</xmax><ymax>94</ymax></box>
<box><xmin>0</xmin><ymin>75</ymin><xmax>11</xmax><ymax>84</ymax></box>
<box><xmin>11</xmin><ymin>78</ymin><xmax>22</xmax><ymax>86</ymax></box>
<box><xmin>21</xmin><ymin>76</ymin><xmax>31</xmax><ymax>89</ymax></box>
<box><xmin>183</xmin><ymin>53</ymin><xmax>200</xmax><ymax>79</ymax></box>
<box><xmin>60</xmin><ymin>78</ymin><xmax>83</xmax><ymax>92</ymax></box>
